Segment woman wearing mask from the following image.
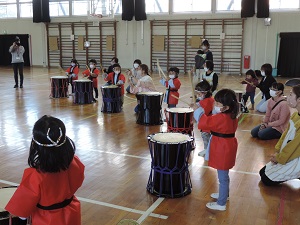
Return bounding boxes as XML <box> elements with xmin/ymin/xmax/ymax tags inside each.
<box><xmin>126</xmin><ymin>59</ymin><xmax>142</xmax><ymax>93</ymax></box>
<box><xmin>201</xmin><ymin>39</ymin><xmax>213</xmax><ymax>62</ymax></box>
<box><xmin>251</xmin><ymin>82</ymin><xmax>290</xmax><ymax>140</ymax></box>
<box><xmin>256</xmin><ymin>63</ymin><xmax>276</xmax><ymax>113</ymax></box>
<box><xmin>259</xmin><ymin>84</ymin><xmax>300</xmax><ymax>186</ymax></box>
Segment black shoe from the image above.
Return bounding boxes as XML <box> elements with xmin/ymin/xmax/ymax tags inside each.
<box><xmin>14</xmin><ymin>85</ymin><xmax>18</xmax><ymax>88</ymax></box>
<box><xmin>20</xmin><ymin>85</ymin><xmax>23</xmax><ymax>88</ymax></box>
<box><xmin>93</xmin><ymin>98</ymin><xmax>97</xmax><ymax>102</ymax></box>
<box><xmin>243</xmin><ymin>108</ymin><xmax>249</xmax><ymax>113</ymax></box>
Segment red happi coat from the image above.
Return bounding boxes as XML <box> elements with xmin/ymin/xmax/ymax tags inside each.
<box><xmin>198</xmin><ymin>97</ymin><xmax>215</xmax><ymax>133</ymax></box>
<box><xmin>165</xmin><ymin>78</ymin><xmax>181</xmax><ymax>105</ymax></box>
<box><xmin>198</xmin><ymin>113</ymin><xmax>238</xmax><ymax>170</ymax></box>
<box><xmin>5</xmin><ymin>156</ymin><xmax>85</xmax><ymax>225</ymax></box>
<box><xmin>66</xmin><ymin>66</ymin><xmax>79</xmax><ymax>81</ymax></box>
<box><xmin>82</xmin><ymin>68</ymin><xmax>100</xmax><ymax>88</ymax></box>
<box><xmin>104</xmin><ymin>72</ymin><xmax>126</xmax><ymax>95</ymax></box>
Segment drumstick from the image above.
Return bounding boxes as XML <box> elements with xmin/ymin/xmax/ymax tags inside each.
<box><xmin>157</xmin><ymin>59</ymin><xmax>168</xmax><ymax>80</ymax></box>
<box><xmin>171</xmin><ymin>94</ymin><xmax>190</xmax><ymax>105</ymax></box>
<box><xmin>188</xmin><ymin>69</ymin><xmax>196</xmax><ymax>103</ymax></box>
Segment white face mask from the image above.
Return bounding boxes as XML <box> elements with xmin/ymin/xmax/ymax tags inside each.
<box><xmin>133</xmin><ymin>63</ymin><xmax>139</xmax><ymax>69</ymax></box>
<box><xmin>201</xmin><ymin>46</ymin><xmax>207</xmax><ymax>51</ymax></box>
<box><xmin>71</xmin><ymin>63</ymin><xmax>75</xmax><ymax>67</ymax></box>
<box><xmin>114</xmin><ymin>70</ymin><xmax>120</xmax><ymax>75</ymax></box>
<box><xmin>169</xmin><ymin>75</ymin><xmax>175</xmax><ymax>79</ymax></box>
<box><xmin>261</xmin><ymin>71</ymin><xmax>266</xmax><ymax>76</ymax></box>
<box><xmin>204</xmin><ymin>67</ymin><xmax>209</xmax><ymax>72</ymax></box>
<box><xmin>214</xmin><ymin>106</ymin><xmax>222</xmax><ymax>114</ymax></box>
<box><xmin>89</xmin><ymin>64</ymin><xmax>94</xmax><ymax>69</ymax></box>
<box><xmin>269</xmin><ymin>90</ymin><xmax>277</xmax><ymax>97</ymax></box>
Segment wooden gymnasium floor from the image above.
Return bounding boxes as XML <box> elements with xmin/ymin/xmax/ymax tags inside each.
<box><xmin>0</xmin><ymin>66</ymin><xmax>300</xmax><ymax>225</ymax></box>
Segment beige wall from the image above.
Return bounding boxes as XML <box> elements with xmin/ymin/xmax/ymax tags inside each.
<box><xmin>1</xmin><ymin>11</ymin><xmax>300</xmax><ymax>73</ymax></box>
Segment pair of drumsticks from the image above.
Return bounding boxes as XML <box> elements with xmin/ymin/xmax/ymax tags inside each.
<box><xmin>156</xmin><ymin>59</ymin><xmax>195</xmax><ymax>106</ymax></box>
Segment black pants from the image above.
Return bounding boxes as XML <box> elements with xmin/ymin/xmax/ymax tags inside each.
<box><xmin>259</xmin><ymin>166</ymin><xmax>284</xmax><ymax>186</ymax></box>
<box><xmin>94</xmin><ymin>87</ymin><xmax>98</xmax><ymax>98</ymax></box>
<box><xmin>12</xmin><ymin>62</ymin><xmax>24</xmax><ymax>86</ymax></box>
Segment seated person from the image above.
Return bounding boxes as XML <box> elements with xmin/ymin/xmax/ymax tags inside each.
<box><xmin>259</xmin><ymin>84</ymin><xmax>300</xmax><ymax>186</ymax></box>
<box><xmin>251</xmin><ymin>82</ymin><xmax>290</xmax><ymax>140</ymax></box>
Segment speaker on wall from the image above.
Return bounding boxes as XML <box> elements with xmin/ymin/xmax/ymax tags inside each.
<box><xmin>33</xmin><ymin>0</ymin><xmax>50</xmax><ymax>23</ymax></box>
<box><xmin>135</xmin><ymin>0</ymin><xmax>147</xmax><ymax>21</ymax></box>
<box><xmin>122</xmin><ymin>0</ymin><xmax>134</xmax><ymax>21</ymax></box>
<box><xmin>257</xmin><ymin>0</ymin><xmax>269</xmax><ymax>18</ymax></box>
<box><xmin>241</xmin><ymin>0</ymin><xmax>255</xmax><ymax>18</ymax></box>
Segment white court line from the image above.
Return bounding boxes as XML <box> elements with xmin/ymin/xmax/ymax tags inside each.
<box><xmin>199</xmin><ymin>165</ymin><xmax>258</xmax><ymax>175</ymax></box>
<box><xmin>77</xmin><ymin>197</ymin><xmax>168</xmax><ymax>220</ymax></box>
<box><xmin>0</xmin><ymin>179</ymin><xmax>168</xmax><ymax>220</ymax></box>
<box><xmin>241</xmin><ymin>130</ymin><xmax>251</xmax><ymax>132</ymax></box>
<box><xmin>136</xmin><ymin>197</ymin><xmax>165</xmax><ymax>224</ymax></box>
<box><xmin>87</xmin><ymin>149</ymin><xmax>151</xmax><ymax>160</ymax></box>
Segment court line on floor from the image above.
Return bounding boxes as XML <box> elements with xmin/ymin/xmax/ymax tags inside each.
<box><xmin>136</xmin><ymin>197</ymin><xmax>165</xmax><ymax>224</ymax></box>
<box><xmin>87</xmin><ymin>150</ymin><xmax>259</xmax><ymax>175</ymax></box>
<box><xmin>0</xmin><ymin>179</ymin><xmax>168</xmax><ymax>220</ymax></box>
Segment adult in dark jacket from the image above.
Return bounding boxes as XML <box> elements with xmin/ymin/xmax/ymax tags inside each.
<box><xmin>201</xmin><ymin>39</ymin><xmax>213</xmax><ymax>62</ymax></box>
<box><xmin>256</xmin><ymin>63</ymin><xmax>276</xmax><ymax>113</ymax></box>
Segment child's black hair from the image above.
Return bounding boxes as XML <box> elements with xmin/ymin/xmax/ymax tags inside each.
<box><xmin>113</xmin><ymin>63</ymin><xmax>121</xmax><ymax>70</ymax></box>
<box><xmin>205</xmin><ymin>60</ymin><xmax>214</xmax><ymax>71</ymax></box>
<box><xmin>245</xmin><ymin>69</ymin><xmax>257</xmax><ymax>79</ymax></box>
<box><xmin>197</xmin><ymin>50</ymin><xmax>204</xmax><ymax>54</ymax></box>
<box><xmin>195</xmin><ymin>79</ymin><xmax>212</xmax><ymax>98</ymax></box>
<box><xmin>112</xmin><ymin>57</ymin><xmax>119</xmax><ymax>63</ymax></box>
<box><xmin>214</xmin><ymin>89</ymin><xmax>238</xmax><ymax>119</ymax></box>
<box><xmin>168</xmin><ymin>67</ymin><xmax>179</xmax><ymax>78</ymax></box>
<box><xmin>271</xmin><ymin>82</ymin><xmax>284</xmax><ymax>96</ymax></box>
<box><xmin>71</xmin><ymin>58</ymin><xmax>80</xmax><ymax>68</ymax></box>
<box><xmin>133</xmin><ymin>59</ymin><xmax>142</xmax><ymax>65</ymax></box>
<box><xmin>89</xmin><ymin>59</ymin><xmax>97</xmax><ymax>65</ymax></box>
<box><xmin>140</xmin><ymin>64</ymin><xmax>149</xmax><ymax>75</ymax></box>
<box><xmin>28</xmin><ymin>115</ymin><xmax>75</xmax><ymax>173</ymax></box>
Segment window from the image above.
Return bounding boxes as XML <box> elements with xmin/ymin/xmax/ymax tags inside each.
<box><xmin>73</xmin><ymin>0</ymin><xmax>88</xmax><ymax>16</ymax></box>
<box><xmin>217</xmin><ymin>0</ymin><xmax>241</xmax><ymax>11</ymax></box>
<box><xmin>19</xmin><ymin>0</ymin><xmax>32</xmax><ymax>17</ymax></box>
<box><xmin>146</xmin><ymin>0</ymin><xmax>168</xmax><ymax>13</ymax></box>
<box><xmin>0</xmin><ymin>4</ymin><xmax>17</xmax><ymax>18</ymax></box>
<box><xmin>173</xmin><ymin>0</ymin><xmax>211</xmax><ymax>13</ymax></box>
<box><xmin>50</xmin><ymin>0</ymin><xmax>69</xmax><ymax>17</ymax></box>
<box><xmin>92</xmin><ymin>0</ymin><xmax>122</xmax><ymax>16</ymax></box>
<box><xmin>270</xmin><ymin>0</ymin><xmax>299</xmax><ymax>9</ymax></box>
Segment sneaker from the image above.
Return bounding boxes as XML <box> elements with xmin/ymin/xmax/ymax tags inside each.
<box><xmin>20</xmin><ymin>85</ymin><xmax>23</xmax><ymax>88</ymax></box>
<box><xmin>210</xmin><ymin>193</ymin><xmax>229</xmax><ymax>201</ymax></box>
<box><xmin>242</xmin><ymin>108</ymin><xmax>249</xmax><ymax>113</ymax></box>
<box><xmin>206</xmin><ymin>202</ymin><xmax>226</xmax><ymax>211</ymax></box>
<box><xmin>198</xmin><ymin>150</ymin><xmax>206</xmax><ymax>157</ymax></box>
<box><xmin>14</xmin><ymin>85</ymin><xmax>18</xmax><ymax>88</ymax></box>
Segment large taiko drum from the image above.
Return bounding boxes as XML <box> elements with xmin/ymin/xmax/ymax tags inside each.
<box><xmin>50</xmin><ymin>76</ymin><xmax>68</xmax><ymax>98</ymax></box>
<box><xmin>101</xmin><ymin>85</ymin><xmax>122</xmax><ymax>113</ymax></box>
<box><xmin>147</xmin><ymin>133</ymin><xmax>193</xmax><ymax>198</ymax></box>
<box><xmin>136</xmin><ymin>92</ymin><xmax>163</xmax><ymax>125</ymax></box>
<box><xmin>0</xmin><ymin>187</ymin><xmax>30</xmax><ymax>225</ymax></box>
<box><xmin>73</xmin><ymin>80</ymin><xmax>93</xmax><ymax>104</ymax></box>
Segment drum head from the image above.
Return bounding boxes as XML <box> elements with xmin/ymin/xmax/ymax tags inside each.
<box><xmin>137</xmin><ymin>91</ymin><xmax>162</xmax><ymax>96</ymax></box>
<box><xmin>51</xmin><ymin>76</ymin><xmax>68</xmax><ymax>79</ymax></box>
<box><xmin>150</xmin><ymin>133</ymin><xmax>191</xmax><ymax>144</ymax></box>
<box><xmin>75</xmin><ymin>80</ymin><xmax>92</xmax><ymax>83</ymax></box>
<box><xmin>0</xmin><ymin>187</ymin><xmax>17</xmax><ymax>210</ymax></box>
<box><xmin>166</xmin><ymin>107</ymin><xmax>194</xmax><ymax>113</ymax></box>
<box><xmin>102</xmin><ymin>85</ymin><xmax>119</xmax><ymax>89</ymax></box>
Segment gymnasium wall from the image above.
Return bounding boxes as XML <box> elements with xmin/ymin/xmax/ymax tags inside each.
<box><xmin>1</xmin><ymin>11</ymin><xmax>300</xmax><ymax>74</ymax></box>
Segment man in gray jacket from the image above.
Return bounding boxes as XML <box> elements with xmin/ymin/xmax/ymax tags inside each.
<box><xmin>9</xmin><ymin>36</ymin><xmax>25</xmax><ymax>88</ymax></box>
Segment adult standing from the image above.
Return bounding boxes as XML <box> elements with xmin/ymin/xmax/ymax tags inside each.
<box><xmin>9</xmin><ymin>36</ymin><xmax>25</xmax><ymax>88</ymax></box>
<box><xmin>201</xmin><ymin>39</ymin><xmax>213</xmax><ymax>62</ymax></box>
<box><xmin>256</xmin><ymin>63</ymin><xmax>276</xmax><ymax>113</ymax></box>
